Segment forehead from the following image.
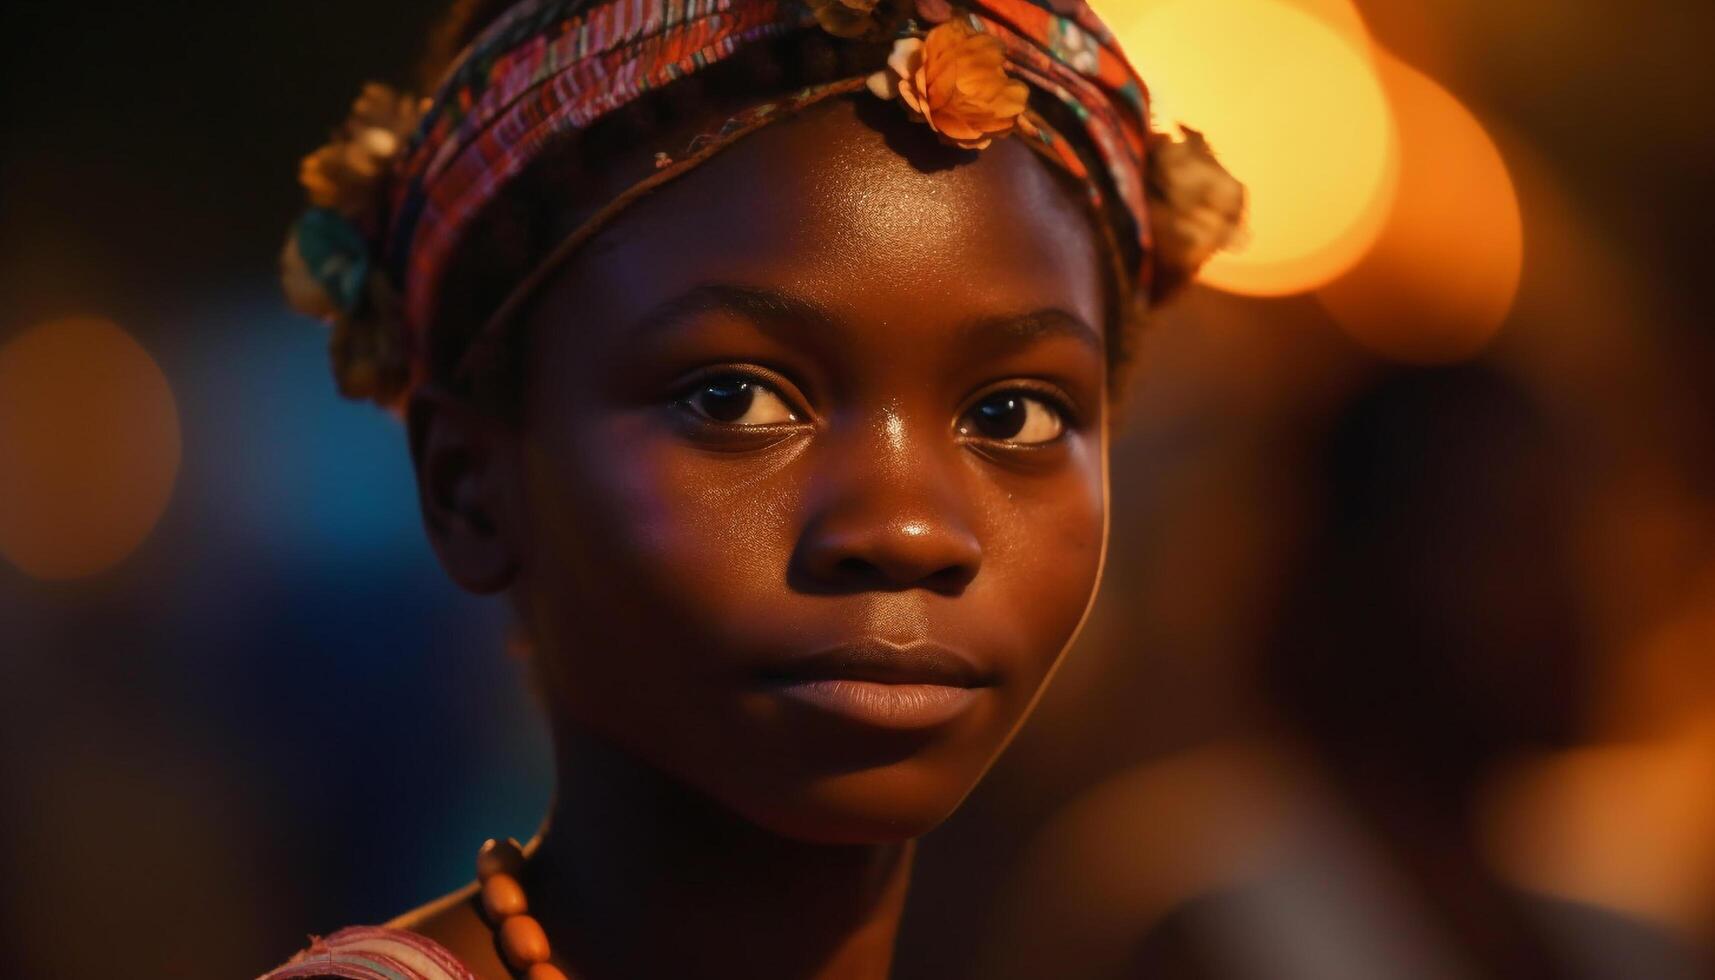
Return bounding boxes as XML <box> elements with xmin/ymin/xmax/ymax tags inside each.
<box><xmin>524</xmin><ymin>95</ymin><xmax>1109</xmax><ymax>359</ymax></box>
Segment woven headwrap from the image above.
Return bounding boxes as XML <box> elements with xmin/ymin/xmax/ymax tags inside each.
<box><xmin>281</xmin><ymin>0</ymin><xmax>1244</xmax><ymax>407</ymax></box>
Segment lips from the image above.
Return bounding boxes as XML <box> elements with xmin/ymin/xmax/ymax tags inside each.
<box><xmin>762</xmin><ymin>638</ymin><xmax>990</xmax><ymax>687</ymax></box>
<box><xmin>757</xmin><ymin>638</ymin><xmax>994</xmax><ymax>731</ymax></box>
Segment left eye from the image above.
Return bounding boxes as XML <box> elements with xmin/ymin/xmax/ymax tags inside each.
<box><xmin>959</xmin><ymin>391</ymin><xmax>1065</xmax><ymax>445</ymax></box>
<box><xmin>683</xmin><ymin>377</ymin><xmax>797</xmax><ymax>426</ymax></box>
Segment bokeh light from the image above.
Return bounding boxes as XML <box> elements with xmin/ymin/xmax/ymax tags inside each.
<box><xmin>0</xmin><ymin>316</ymin><xmax>181</xmax><ymax>580</ymax></box>
<box><xmin>1107</xmin><ymin>0</ymin><xmax>1399</xmax><ymax>296</ymax></box>
<box><xmin>1101</xmin><ymin>0</ymin><xmax>1371</xmax><ymax>43</ymax></box>
<box><xmin>1277</xmin><ymin>0</ymin><xmax>1369</xmax><ymax>40</ymax></box>
<box><xmin>1315</xmin><ymin>53</ymin><xmax>1524</xmax><ymax>362</ymax></box>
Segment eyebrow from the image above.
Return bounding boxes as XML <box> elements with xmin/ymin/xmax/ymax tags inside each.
<box><xmin>956</xmin><ymin>307</ymin><xmax>1102</xmax><ymax>354</ymax></box>
<box><xmin>629</xmin><ymin>281</ymin><xmax>1101</xmax><ymax>353</ymax></box>
<box><xmin>629</xmin><ymin>283</ymin><xmax>836</xmax><ymax>343</ymax></box>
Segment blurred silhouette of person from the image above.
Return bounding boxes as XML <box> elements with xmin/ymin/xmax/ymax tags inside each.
<box><xmin>1126</xmin><ymin>364</ymin><xmax>1706</xmax><ymax>980</ymax></box>
<box><xmin>985</xmin><ymin>364</ymin><xmax>1708</xmax><ymax>980</ymax></box>
<box><xmin>1485</xmin><ymin>556</ymin><xmax>1715</xmax><ymax>948</ymax></box>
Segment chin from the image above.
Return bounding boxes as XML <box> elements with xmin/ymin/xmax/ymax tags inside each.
<box><xmin>734</xmin><ymin>759</ymin><xmax>982</xmax><ymax>845</ymax></box>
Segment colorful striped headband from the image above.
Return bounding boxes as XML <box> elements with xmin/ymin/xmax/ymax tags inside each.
<box><xmin>281</xmin><ymin>0</ymin><xmax>1244</xmax><ymax>407</ymax></box>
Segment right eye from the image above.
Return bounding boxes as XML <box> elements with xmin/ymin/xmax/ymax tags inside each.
<box><xmin>682</xmin><ymin>376</ymin><xmax>798</xmax><ymax>426</ymax></box>
<box><xmin>958</xmin><ymin>390</ymin><xmax>1067</xmax><ymax>446</ymax></box>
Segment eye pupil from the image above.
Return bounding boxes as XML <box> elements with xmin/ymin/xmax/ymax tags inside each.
<box><xmin>698</xmin><ymin>380</ymin><xmax>756</xmax><ymax>422</ymax></box>
<box><xmin>972</xmin><ymin>394</ymin><xmax>1027</xmax><ymax>439</ymax></box>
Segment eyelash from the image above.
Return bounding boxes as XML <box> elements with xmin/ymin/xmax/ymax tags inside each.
<box><xmin>960</xmin><ymin>382</ymin><xmax>1080</xmax><ymax>433</ymax></box>
<box><xmin>670</xmin><ymin>369</ymin><xmax>1081</xmax><ymax>442</ymax></box>
<box><xmin>673</xmin><ymin>366</ymin><xmax>809</xmax><ymax>426</ymax></box>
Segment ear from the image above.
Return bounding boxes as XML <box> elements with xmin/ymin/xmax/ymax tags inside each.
<box><xmin>407</xmin><ymin>385</ymin><xmax>522</xmax><ymax>594</ymax></box>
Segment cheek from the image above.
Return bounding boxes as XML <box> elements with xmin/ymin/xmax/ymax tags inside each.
<box><xmin>978</xmin><ymin>441</ymin><xmax>1108</xmax><ymax>679</ymax></box>
<box><xmin>523</xmin><ymin>410</ymin><xmax>1107</xmax><ymax>665</ymax></box>
<box><xmin>519</xmin><ymin>412</ymin><xmax>806</xmax><ymax>665</ymax></box>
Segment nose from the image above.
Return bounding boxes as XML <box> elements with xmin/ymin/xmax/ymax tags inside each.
<box><xmin>791</xmin><ymin>425</ymin><xmax>983</xmax><ymax>596</ymax></box>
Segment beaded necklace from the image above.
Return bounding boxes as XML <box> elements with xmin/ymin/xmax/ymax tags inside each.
<box><xmin>476</xmin><ymin>838</ymin><xmax>570</xmax><ymax>980</ymax></box>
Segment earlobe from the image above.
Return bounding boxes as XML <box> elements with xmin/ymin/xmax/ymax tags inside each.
<box><xmin>407</xmin><ymin>385</ymin><xmax>522</xmax><ymax>595</ymax></box>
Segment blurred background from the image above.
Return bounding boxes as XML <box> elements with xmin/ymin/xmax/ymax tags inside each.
<box><xmin>1</xmin><ymin>1</ymin><xmax>1711</xmax><ymax>977</ymax></box>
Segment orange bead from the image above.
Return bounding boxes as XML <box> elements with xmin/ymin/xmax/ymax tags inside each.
<box><xmin>499</xmin><ymin>914</ymin><xmax>551</xmax><ymax>968</ymax></box>
<box><xmin>476</xmin><ymin>837</ymin><xmax>526</xmax><ymax>880</ymax></box>
<box><xmin>524</xmin><ymin>964</ymin><xmax>569</xmax><ymax>980</ymax></box>
<box><xmin>481</xmin><ymin>873</ymin><xmax>528</xmax><ymax>921</ymax></box>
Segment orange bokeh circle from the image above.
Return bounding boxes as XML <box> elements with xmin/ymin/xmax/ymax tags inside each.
<box><xmin>1315</xmin><ymin>53</ymin><xmax>1525</xmax><ymax>363</ymax></box>
<box><xmin>1107</xmin><ymin>0</ymin><xmax>1399</xmax><ymax>297</ymax></box>
<box><xmin>1099</xmin><ymin>0</ymin><xmax>1372</xmax><ymax>43</ymax></box>
<box><xmin>0</xmin><ymin>317</ymin><xmax>181</xmax><ymax>580</ymax></box>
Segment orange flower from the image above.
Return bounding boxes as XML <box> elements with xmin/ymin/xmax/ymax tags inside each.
<box><xmin>865</xmin><ymin>19</ymin><xmax>1030</xmax><ymax>151</ymax></box>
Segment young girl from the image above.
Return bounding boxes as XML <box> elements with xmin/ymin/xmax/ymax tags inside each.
<box><xmin>269</xmin><ymin>0</ymin><xmax>1241</xmax><ymax>976</ymax></box>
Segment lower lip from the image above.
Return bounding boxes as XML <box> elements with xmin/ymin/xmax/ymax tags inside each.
<box><xmin>768</xmin><ymin>679</ymin><xmax>982</xmax><ymax>731</ymax></box>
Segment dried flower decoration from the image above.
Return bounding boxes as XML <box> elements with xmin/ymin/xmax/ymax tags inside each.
<box><xmin>281</xmin><ymin>82</ymin><xmax>423</xmax><ymax>407</ymax></box>
<box><xmin>1145</xmin><ymin>125</ymin><xmax>1248</xmax><ymax>296</ymax></box>
<box><xmin>865</xmin><ymin>18</ymin><xmax>1031</xmax><ymax>151</ymax></box>
<box><xmin>298</xmin><ymin>84</ymin><xmax>424</xmax><ymax>219</ymax></box>
<box><xmin>808</xmin><ymin>0</ymin><xmax>913</xmax><ymax>40</ymax></box>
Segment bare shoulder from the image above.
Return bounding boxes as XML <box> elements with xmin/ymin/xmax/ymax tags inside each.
<box><xmin>386</xmin><ymin>882</ymin><xmax>511</xmax><ymax>980</ymax></box>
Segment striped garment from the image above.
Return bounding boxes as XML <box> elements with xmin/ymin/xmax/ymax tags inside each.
<box><xmin>258</xmin><ymin>927</ymin><xmax>479</xmax><ymax>980</ymax></box>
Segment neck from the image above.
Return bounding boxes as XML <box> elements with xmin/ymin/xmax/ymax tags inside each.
<box><xmin>524</xmin><ymin>728</ymin><xmax>913</xmax><ymax>980</ymax></box>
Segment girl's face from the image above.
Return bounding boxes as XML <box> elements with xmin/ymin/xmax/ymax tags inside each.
<box><xmin>433</xmin><ymin>96</ymin><xmax>1110</xmax><ymax>843</ymax></box>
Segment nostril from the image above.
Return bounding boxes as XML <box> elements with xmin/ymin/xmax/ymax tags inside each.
<box><xmin>822</xmin><ymin>554</ymin><xmax>972</xmax><ymax>594</ymax></box>
<box><xmin>925</xmin><ymin>564</ymin><xmax>976</xmax><ymax>593</ymax></box>
<box><xmin>835</xmin><ymin>556</ymin><xmax>875</xmax><ymax>580</ymax></box>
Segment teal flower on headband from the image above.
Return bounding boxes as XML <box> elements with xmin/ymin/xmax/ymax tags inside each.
<box><xmin>280</xmin><ymin>205</ymin><xmax>411</xmax><ymax>405</ymax></box>
<box><xmin>282</xmin><ymin>82</ymin><xmax>420</xmax><ymax>406</ymax></box>
<box><xmin>285</xmin><ymin>82</ymin><xmax>422</xmax><ymax>320</ymax></box>
<box><xmin>281</xmin><ymin>209</ymin><xmax>372</xmax><ymax>318</ymax></box>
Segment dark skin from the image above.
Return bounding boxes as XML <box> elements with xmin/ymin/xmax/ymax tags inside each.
<box><xmin>399</xmin><ymin>95</ymin><xmax>1112</xmax><ymax>978</ymax></box>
